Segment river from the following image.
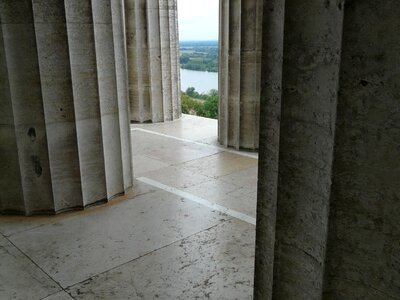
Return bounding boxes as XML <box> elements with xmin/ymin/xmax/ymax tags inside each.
<box><xmin>180</xmin><ymin>68</ymin><xmax>218</xmax><ymax>94</ymax></box>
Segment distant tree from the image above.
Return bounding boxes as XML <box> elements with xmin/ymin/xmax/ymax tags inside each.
<box><xmin>185</xmin><ymin>87</ymin><xmax>200</xmax><ymax>98</ymax></box>
<box><xmin>181</xmin><ymin>88</ymin><xmax>218</xmax><ymax>119</ymax></box>
<box><xmin>179</xmin><ymin>56</ymin><xmax>190</xmax><ymax>64</ymax></box>
<box><xmin>208</xmin><ymin>89</ymin><xmax>218</xmax><ymax>97</ymax></box>
<box><xmin>203</xmin><ymin>95</ymin><xmax>218</xmax><ymax>119</ymax></box>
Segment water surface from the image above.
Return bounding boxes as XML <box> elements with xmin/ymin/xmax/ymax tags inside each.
<box><xmin>180</xmin><ymin>68</ymin><xmax>218</xmax><ymax>94</ymax></box>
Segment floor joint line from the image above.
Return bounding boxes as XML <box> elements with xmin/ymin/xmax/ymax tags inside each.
<box><xmin>63</xmin><ymin>219</ymin><xmax>233</xmax><ymax>290</ymax></box>
<box><xmin>137</xmin><ymin>176</ymin><xmax>256</xmax><ymax>225</ymax></box>
<box><xmin>6</xmin><ymin>238</ymin><xmax>69</xmax><ymax>298</ymax></box>
<box><xmin>131</xmin><ymin>127</ymin><xmax>258</xmax><ymax>159</ymax></box>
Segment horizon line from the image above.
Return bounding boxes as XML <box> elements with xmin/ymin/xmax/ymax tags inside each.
<box><xmin>179</xmin><ymin>39</ymin><xmax>218</xmax><ymax>42</ymax></box>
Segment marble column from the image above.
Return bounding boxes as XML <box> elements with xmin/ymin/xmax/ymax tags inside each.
<box><xmin>218</xmin><ymin>0</ymin><xmax>262</xmax><ymax>150</ymax></box>
<box><xmin>124</xmin><ymin>0</ymin><xmax>181</xmax><ymax>123</ymax></box>
<box><xmin>255</xmin><ymin>0</ymin><xmax>400</xmax><ymax>299</ymax></box>
<box><xmin>0</xmin><ymin>0</ymin><xmax>133</xmax><ymax>215</ymax></box>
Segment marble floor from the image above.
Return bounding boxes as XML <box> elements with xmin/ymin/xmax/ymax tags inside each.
<box><xmin>0</xmin><ymin>114</ymin><xmax>258</xmax><ymax>300</ymax></box>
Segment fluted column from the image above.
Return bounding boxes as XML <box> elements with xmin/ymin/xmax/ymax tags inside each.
<box><xmin>0</xmin><ymin>0</ymin><xmax>133</xmax><ymax>215</ymax></box>
<box><xmin>147</xmin><ymin>0</ymin><xmax>164</xmax><ymax>121</ymax></box>
<box><xmin>255</xmin><ymin>0</ymin><xmax>400</xmax><ymax>299</ymax></box>
<box><xmin>112</xmin><ymin>0</ymin><xmax>133</xmax><ymax>191</ymax></box>
<box><xmin>323</xmin><ymin>1</ymin><xmax>400</xmax><ymax>298</ymax></box>
<box><xmin>168</xmin><ymin>0</ymin><xmax>180</xmax><ymax>120</ymax></box>
<box><xmin>0</xmin><ymin>10</ymin><xmax>25</xmax><ymax>213</ymax></box>
<box><xmin>254</xmin><ymin>0</ymin><xmax>344</xmax><ymax>298</ymax></box>
<box><xmin>218</xmin><ymin>0</ymin><xmax>262</xmax><ymax>150</ymax></box>
<box><xmin>124</xmin><ymin>0</ymin><xmax>181</xmax><ymax>123</ymax></box>
<box><xmin>253</xmin><ymin>0</ymin><xmax>285</xmax><ymax>298</ymax></box>
<box><xmin>174</xmin><ymin>0</ymin><xmax>181</xmax><ymax>111</ymax></box>
<box><xmin>1</xmin><ymin>0</ymin><xmax>55</xmax><ymax>214</ymax></box>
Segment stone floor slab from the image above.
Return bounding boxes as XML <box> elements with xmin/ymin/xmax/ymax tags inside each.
<box><xmin>132</xmin><ymin>114</ymin><xmax>218</xmax><ymax>143</ymax></box>
<box><xmin>183</xmin><ymin>177</ymin><xmax>239</xmax><ymax>199</ymax></box>
<box><xmin>1</xmin><ymin>115</ymin><xmax>258</xmax><ymax>299</ymax></box>
<box><xmin>131</xmin><ymin>130</ymin><xmax>220</xmax><ymax>165</ymax></box>
<box><xmin>179</xmin><ymin>151</ymin><xmax>258</xmax><ymax>178</ymax></box>
<box><xmin>0</xmin><ymin>180</ymin><xmax>155</xmax><ymax>238</ymax></box>
<box><xmin>132</xmin><ymin>155</ymin><xmax>170</xmax><ymax>177</ymax></box>
<box><xmin>42</xmin><ymin>291</ymin><xmax>74</xmax><ymax>300</ymax></box>
<box><xmin>219</xmin><ymin>166</ymin><xmax>258</xmax><ymax>190</ymax></box>
<box><xmin>68</xmin><ymin>219</ymin><xmax>255</xmax><ymax>300</ymax></box>
<box><xmin>141</xmin><ymin>165</ymin><xmax>213</xmax><ymax>189</ymax></box>
<box><xmin>9</xmin><ymin>189</ymin><xmax>230</xmax><ymax>288</ymax></box>
<box><xmin>0</xmin><ymin>236</ymin><xmax>60</xmax><ymax>300</ymax></box>
<box><xmin>185</xmin><ymin>180</ymin><xmax>257</xmax><ymax>219</ymax></box>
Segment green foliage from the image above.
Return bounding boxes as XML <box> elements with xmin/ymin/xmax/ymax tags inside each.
<box><xmin>181</xmin><ymin>87</ymin><xmax>218</xmax><ymax>119</ymax></box>
<box><xmin>179</xmin><ymin>42</ymin><xmax>218</xmax><ymax>73</ymax></box>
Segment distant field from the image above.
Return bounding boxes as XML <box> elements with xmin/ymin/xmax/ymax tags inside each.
<box><xmin>179</xmin><ymin>40</ymin><xmax>218</xmax><ymax>73</ymax></box>
<box><xmin>180</xmin><ymin>49</ymin><xmax>195</xmax><ymax>54</ymax></box>
<box><xmin>180</xmin><ymin>40</ymin><xmax>218</xmax><ymax>48</ymax></box>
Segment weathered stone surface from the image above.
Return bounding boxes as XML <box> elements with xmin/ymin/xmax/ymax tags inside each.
<box><xmin>1</xmin><ymin>0</ymin><xmax>55</xmax><ymax>214</ymax></box>
<box><xmin>92</xmin><ymin>0</ymin><xmax>124</xmax><ymax>199</ymax></box>
<box><xmin>323</xmin><ymin>1</ymin><xmax>400</xmax><ymax>298</ymax></box>
<box><xmin>124</xmin><ymin>0</ymin><xmax>181</xmax><ymax>123</ymax></box>
<box><xmin>0</xmin><ymin>18</ymin><xmax>25</xmax><ymax>213</ymax></box>
<box><xmin>218</xmin><ymin>0</ymin><xmax>262</xmax><ymax>150</ymax></box>
<box><xmin>65</xmin><ymin>0</ymin><xmax>108</xmax><ymax>206</ymax></box>
<box><xmin>255</xmin><ymin>0</ymin><xmax>399</xmax><ymax>299</ymax></box>
<box><xmin>111</xmin><ymin>0</ymin><xmax>134</xmax><ymax>191</ymax></box>
<box><xmin>33</xmin><ymin>0</ymin><xmax>83</xmax><ymax>211</ymax></box>
<box><xmin>0</xmin><ymin>0</ymin><xmax>133</xmax><ymax>215</ymax></box>
<box><xmin>253</xmin><ymin>0</ymin><xmax>285</xmax><ymax>298</ymax></box>
<box><xmin>271</xmin><ymin>1</ymin><xmax>344</xmax><ymax>298</ymax></box>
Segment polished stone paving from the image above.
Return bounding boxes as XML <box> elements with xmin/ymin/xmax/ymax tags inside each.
<box><xmin>0</xmin><ymin>114</ymin><xmax>257</xmax><ymax>299</ymax></box>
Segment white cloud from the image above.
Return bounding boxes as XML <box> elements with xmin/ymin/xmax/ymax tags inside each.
<box><xmin>177</xmin><ymin>0</ymin><xmax>219</xmax><ymax>41</ymax></box>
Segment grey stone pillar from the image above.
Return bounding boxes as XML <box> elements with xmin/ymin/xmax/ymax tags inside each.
<box><xmin>218</xmin><ymin>0</ymin><xmax>262</xmax><ymax>150</ymax></box>
<box><xmin>270</xmin><ymin>1</ymin><xmax>344</xmax><ymax>298</ymax></box>
<box><xmin>253</xmin><ymin>0</ymin><xmax>285</xmax><ymax>298</ymax></box>
<box><xmin>112</xmin><ymin>0</ymin><xmax>134</xmax><ymax>191</ymax></box>
<box><xmin>323</xmin><ymin>1</ymin><xmax>400</xmax><ymax>299</ymax></box>
<box><xmin>254</xmin><ymin>0</ymin><xmax>344</xmax><ymax>298</ymax></box>
<box><xmin>0</xmin><ymin>0</ymin><xmax>133</xmax><ymax>215</ymax></box>
<box><xmin>124</xmin><ymin>0</ymin><xmax>181</xmax><ymax>123</ymax></box>
<box><xmin>168</xmin><ymin>0</ymin><xmax>180</xmax><ymax>120</ymax></box>
<box><xmin>174</xmin><ymin>0</ymin><xmax>181</xmax><ymax>110</ymax></box>
<box><xmin>255</xmin><ymin>0</ymin><xmax>400</xmax><ymax>299</ymax></box>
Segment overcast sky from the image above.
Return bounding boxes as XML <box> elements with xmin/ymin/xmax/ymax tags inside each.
<box><xmin>177</xmin><ymin>0</ymin><xmax>219</xmax><ymax>41</ymax></box>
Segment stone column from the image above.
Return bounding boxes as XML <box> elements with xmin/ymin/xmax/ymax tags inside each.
<box><xmin>255</xmin><ymin>0</ymin><xmax>400</xmax><ymax>299</ymax></box>
<box><xmin>0</xmin><ymin>9</ymin><xmax>25</xmax><ymax>213</ymax></box>
<box><xmin>168</xmin><ymin>0</ymin><xmax>180</xmax><ymax>120</ymax></box>
<box><xmin>112</xmin><ymin>0</ymin><xmax>134</xmax><ymax>191</ymax></box>
<box><xmin>254</xmin><ymin>0</ymin><xmax>344</xmax><ymax>298</ymax></box>
<box><xmin>1</xmin><ymin>0</ymin><xmax>55</xmax><ymax>214</ymax></box>
<box><xmin>124</xmin><ymin>0</ymin><xmax>181</xmax><ymax>123</ymax></box>
<box><xmin>174</xmin><ymin>0</ymin><xmax>181</xmax><ymax>112</ymax></box>
<box><xmin>218</xmin><ymin>0</ymin><xmax>262</xmax><ymax>150</ymax></box>
<box><xmin>253</xmin><ymin>0</ymin><xmax>285</xmax><ymax>298</ymax></box>
<box><xmin>0</xmin><ymin>0</ymin><xmax>133</xmax><ymax>215</ymax></box>
<box><xmin>147</xmin><ymin>0</ymin><xmax>164</xmax><ymax>121</ymax></box>
<box><xmin>323</xmin><ymin>1</ymin><xmax>400</xmax><ymax>298</ymax></box>
<box><xmin>271</xmin><ymin>1</ymin><xmax>344</xmax><ymax>298</ymax></box>
<box><xmin>158</xmin><ymin>0</ymin><xmax>173</xmax><ymax>120</ymax></box>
